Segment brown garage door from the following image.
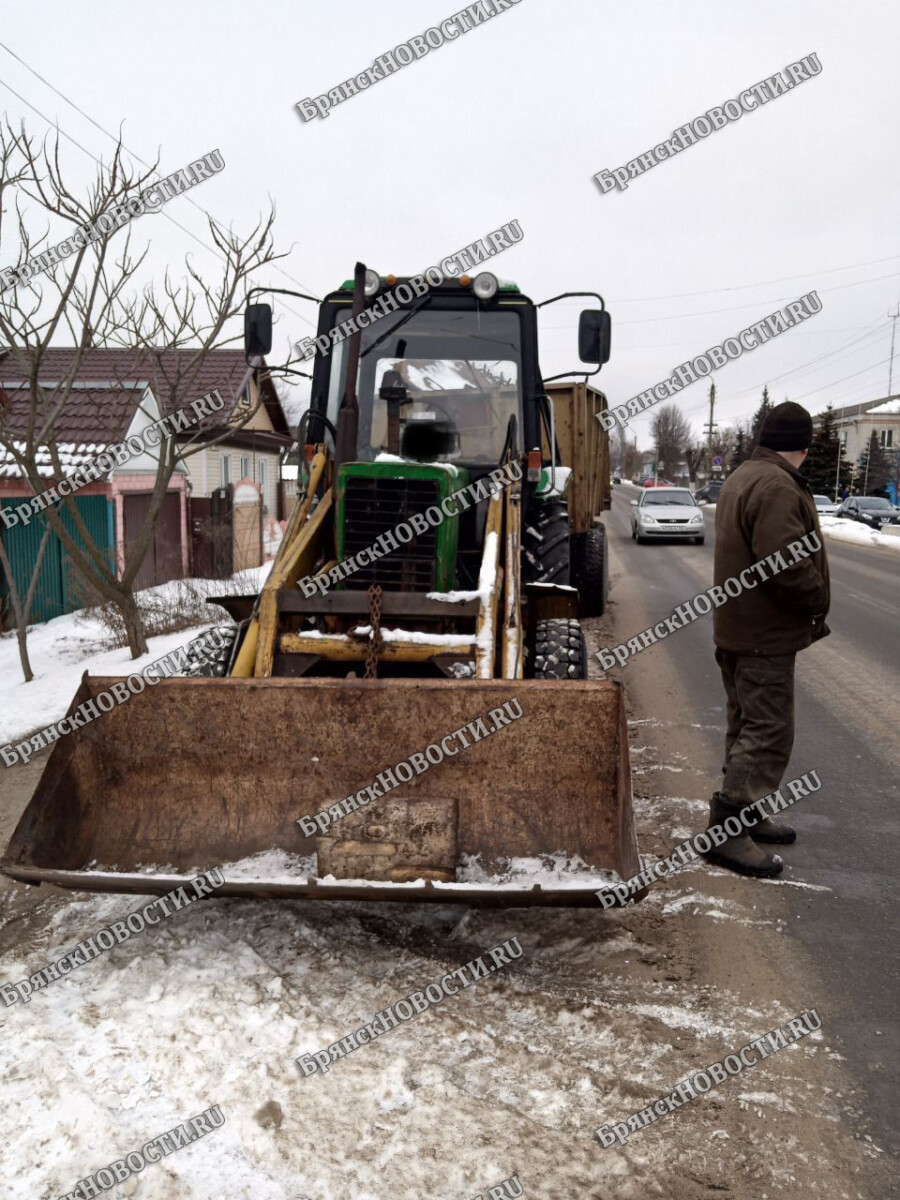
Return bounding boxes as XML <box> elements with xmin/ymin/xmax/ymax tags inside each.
<box><xmin>123</xmin><ymin>492</ymin><xmax>183</xmax><ymax>590</ymax></box>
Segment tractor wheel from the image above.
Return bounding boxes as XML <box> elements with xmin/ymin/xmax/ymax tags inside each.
<box><xmin>182</xmin><ymin>624</ymin><xmax>240</xmax><ymax>678</ymax></box>
<box><xmin>522</xmin><ymin>498</ymin><xmax>570</xmax><ymax>586</ymax></box>
<box><xmin>528</xmin><ymin>618</ymin><xmax>588</xmax><ymax>680</ymax></box>
<box><xmin>571</xmin><ymin>525</ymin><xmax>608</xmax><ymax>617</ymax></box>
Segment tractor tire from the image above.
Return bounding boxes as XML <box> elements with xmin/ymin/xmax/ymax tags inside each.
<box><xmin>528</xmin><ymin>618</ymin><xmax>588</xmax><ymax>680</ymax></box>
<box><xmin>572</xmin><ymin>525</ymin><xmax>608</xmax><ymax>617</ymax></box>
<box><xmin>182</xmin><ymin>623</ymin><xmax>239</xmax><ymax>678</ymax></box>
<box><xmin>522</xmin><ymin>498</ymin><xmax>570</xmax><ymax>586</ymax></box>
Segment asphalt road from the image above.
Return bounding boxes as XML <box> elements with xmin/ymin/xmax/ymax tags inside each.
<box><xmin>604</xmin><ymin>484</ymin><xmax>900</xmax><ymax>1157</ymax></box>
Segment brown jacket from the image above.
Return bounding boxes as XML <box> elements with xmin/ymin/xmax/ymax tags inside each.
<box><xmin>713</xmin><ymin>447</ymin><xmax>830</xmax><ymax>655</ymax></box>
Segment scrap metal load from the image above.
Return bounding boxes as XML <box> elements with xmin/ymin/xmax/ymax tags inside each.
<box><xmin>3</xmin><ymin>264</ymin><xmax>644</xmax><ymax>906</ymax></box>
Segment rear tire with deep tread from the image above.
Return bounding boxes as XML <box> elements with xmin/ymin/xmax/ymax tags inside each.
<box><xmin>182</xmin><ymin>624</ymin><xmax>239</xmax><ymax>677</ymax></box>
<box><xmin>571</xmin><ymin>525</ymin><xmax>608</xmax><ymax>617</ymax></box>
<box><xmin>521</xmin><ymin>498</ymin><xmax>570</xmax><ymax>586</ymax></box>
<box><xmin>528</xmin><ymin>618</ymin><xmax>588</xmax><ymax>680</ymax></box>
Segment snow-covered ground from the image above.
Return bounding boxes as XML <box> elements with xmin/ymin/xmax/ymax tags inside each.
<box><xmin>0</xmin><ymin>874</ymin><xmax>837</xmax><ymax>1200</ymax></box>
<box><xmin>0</xmin><ymin>567</ymin><xmax>269</xmax><ymax>746</ymax></box>
<box><xmin>817</xmin><ymin>515</ymin><xmax>900</xmax><ymax>552</ymax></box>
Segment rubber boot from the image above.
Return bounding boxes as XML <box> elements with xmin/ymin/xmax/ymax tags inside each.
<box><xmin>749</xmin><ymin>812</ymin><xmax>796</xmax><ymax>844</ymax></box>
<box><xmin>703</xmin><ymin>794</ymin><xmax>783</xmax><ymax>878</ymax></box>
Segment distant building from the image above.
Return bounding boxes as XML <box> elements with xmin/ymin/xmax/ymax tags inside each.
<box><xmin>816</xmin><ymin>395</ymin><xmax>900</xmax><ymax>465</ymax></box>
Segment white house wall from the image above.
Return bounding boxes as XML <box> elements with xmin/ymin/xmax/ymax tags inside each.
<box><xmin>196</xmin><ymin>445</ymin><xmax>281</xmax><ymax>514</ymax></box>
<box><xmin>836</xmin><ymin>414</ymin><xmax>900</xmax><ymax>464</ymax></box>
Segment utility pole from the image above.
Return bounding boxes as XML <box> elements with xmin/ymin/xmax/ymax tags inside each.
<box><xmin>705</xmin><ymin>380</ymin><xmax>717</xmax><ymax>467</ymax></box>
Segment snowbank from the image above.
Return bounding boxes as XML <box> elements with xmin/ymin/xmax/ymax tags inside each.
<box><xmin>0</xmin><ymin>566</ymin><xmax>270</xmax><ymax>745</ymax></box>
<box><xmin>817</xmin><ymin>516</ymin><xmax>900</xmax><ymax>552</ymax></box>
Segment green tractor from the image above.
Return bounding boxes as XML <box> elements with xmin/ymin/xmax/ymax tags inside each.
<box><xmin>4</xmin><ymin>263</ymin><xmax>642</xmax><ymax>907</ymax></box>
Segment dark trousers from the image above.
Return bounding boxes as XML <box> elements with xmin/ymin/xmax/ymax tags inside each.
<box><xmin>715</xmin><ymin>648</ymin><xmax>796</xmax><ymax>808</ymax></box>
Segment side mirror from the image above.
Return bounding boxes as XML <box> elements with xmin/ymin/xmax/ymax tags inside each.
<box><xmin>578</xmin><ymin>309</ymin><xmax>611</xmax><ymax>365</ymax></box>
<box><xmin>244</xmin><ymin>303</ymin><xmax>273</xmax><ymax>359</ymax></box>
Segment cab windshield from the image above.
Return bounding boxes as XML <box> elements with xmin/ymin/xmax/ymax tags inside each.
<box><xmin>325</xmin><ymin>302</ymin><xmax>522</xmax><ymax>464</ymax></box>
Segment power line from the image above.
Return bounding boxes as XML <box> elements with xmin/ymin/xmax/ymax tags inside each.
<box><xmin>617</xmin><ymin>269</ymin><xmax>900</xmax><ymax>326</ymax></box>
<box><xmin>699</xmin><ymin>351</ymin><xmax>895</xmax><ymax>425</ymax></box>
<box><xmin>724</xmin><ymin>319</ymin><xmax>890</xmax><ymax>399</ymax></box>
<box><xmin>608</xmin><ymin>324</ymin><xmax>877</xmax><ymax>351</ymax></box>
<box><xmin>540</xmin><ymin>268</ymin><xmax>900</xmax><ymax>332</ymax></box>
<box><xmin>791</xmin><ymin>354</ymin><xmax>894</xmax><ymax>402</ymax></box>
<box><xmin>617</xmin><ymin>318</ymin><xmax>892</xmax><ymax>430</ymax></box>
<box><xmin>550</xmin><ymin>250</ymin><xmax>900</xmax><ymax>306</ymax></box>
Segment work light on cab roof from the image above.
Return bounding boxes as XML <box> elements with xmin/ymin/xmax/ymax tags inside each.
<box><xmin>472</xmin><ymin>271</ymin><xmax>498</xmax><ymax>299</ymax></box>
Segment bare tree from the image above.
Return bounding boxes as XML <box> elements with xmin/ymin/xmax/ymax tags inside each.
<box><xmin>612</xmin><ymin>424</ymin><xmax>628</xmax><ymax>473</ymax></box>
<box><xmin>710</xmin><ymin>426</ymin><xmax>736</xmax><ymax>471</ymax></box>
<box><xmin>684</xmin><ymin>444</ymin><xmax>706</xmax><ymax>491</ymax></box>
<box><xmin>651</xmin><ymin>404</ymin><xmax>691</xmax><ymax>481</ymax></box>
<box><xmin>622</xmin><ymin>437</ymin><xmax>641</xmax><ymax>480</ymax></box>
<box><xmin>0</xmin><ymin>122</ymin><xmax>284</xmax><ymax>658</ymax></box>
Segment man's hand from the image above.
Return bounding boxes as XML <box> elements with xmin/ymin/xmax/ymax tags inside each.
<box><xmin>811</xmin><ymin>615</ymin><xmax>830</xmax><ymax>641</ymax></box>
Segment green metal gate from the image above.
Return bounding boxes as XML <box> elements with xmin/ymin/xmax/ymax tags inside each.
<box><xmin>0</xmin><ymin>496</ymin><xmax>114</xmax><ymax>625</ymax></box>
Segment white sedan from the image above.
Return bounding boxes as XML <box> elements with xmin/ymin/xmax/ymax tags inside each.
<box><xmin>813</xmin><ymin>494</ymin><xmax>840</xmax><ymax>516</ymax></box>
<box><xmin>631</xmin><ymin>487</ymin><xmax>705</xmax><ymax>544</ymax></box>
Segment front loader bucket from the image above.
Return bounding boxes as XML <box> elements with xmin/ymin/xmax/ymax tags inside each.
<box><xmin>2</xmin><ymin>676</ymin><xmax>642</xmax><ymax>907</ymax></box>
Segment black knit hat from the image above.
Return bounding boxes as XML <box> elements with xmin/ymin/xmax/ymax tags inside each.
<box><xmin>758</xmin><ymin>401</ymin><xmax>813</xmax><ymax>451</ymax></box>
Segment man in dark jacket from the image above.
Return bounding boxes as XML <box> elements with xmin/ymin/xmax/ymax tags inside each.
<box><xmin>706</xmin><ymin>402</ymin><xmax>830</xmax><ymax>877</ymax></box>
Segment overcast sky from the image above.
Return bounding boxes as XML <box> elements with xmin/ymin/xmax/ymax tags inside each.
<box><xmin>2</xmin><ymin>0</ymin><xmax>898</xmax><ymax>447</ymax></box>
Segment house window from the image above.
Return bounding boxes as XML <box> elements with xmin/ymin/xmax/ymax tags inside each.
<box><xmin>240</xmin><ymin>455</ymin><xmax>252</xmax><ymax>479</ymax></box>
<box><xmin>839</xmin><ymin>431</ymin><xmax>847</xmax><ymax>449</ymax></box>
<box><xmin>221</xmin><ymin>454</ymin><xmax>231</xmax><ymax>486</ymax></box>
<box><xmin>880</xmin><ymin>428</ymin><xmax>894</xmax><ymax>449</ymax></box>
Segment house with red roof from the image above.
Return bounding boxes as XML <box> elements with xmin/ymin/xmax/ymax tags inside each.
<box><xmin>0</xmin><ymin>347</ymin><xmax>292</xmax><ymax>621</ymax></box>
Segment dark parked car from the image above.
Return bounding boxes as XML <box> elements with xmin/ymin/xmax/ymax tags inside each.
<box><xmin>695</xmin><ymin>479</ymin><xmax>724</xmax><ymax>504</ymax></box>
<box><xmin>836</xmin><ymin>495</ymin><xmax>900</xmax><ymax>530</ymax></box>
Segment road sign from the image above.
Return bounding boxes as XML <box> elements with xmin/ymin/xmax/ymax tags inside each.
<box><xmin>713</xmin><ymin>456</ymin><xmax>722</xmax><ymax>466</ymax></box>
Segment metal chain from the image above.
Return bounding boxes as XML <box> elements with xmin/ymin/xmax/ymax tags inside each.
<box><xmin>364</xmin><ymin>584</ymin><xmax>383</xmax><ymax>679</ymax></box>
